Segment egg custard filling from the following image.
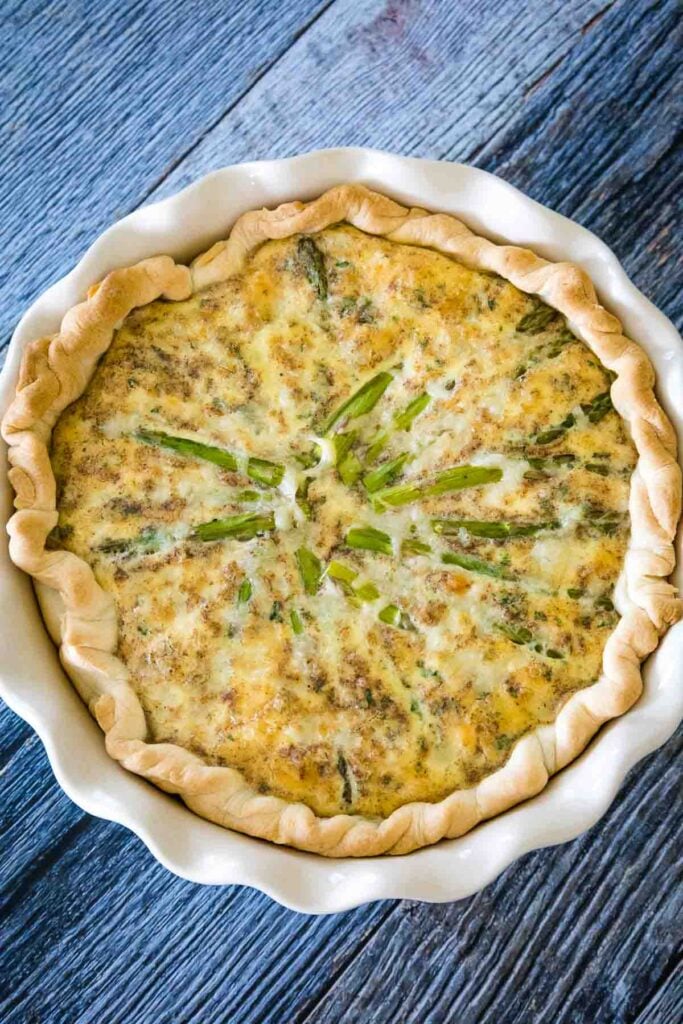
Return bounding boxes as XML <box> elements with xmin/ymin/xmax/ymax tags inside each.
<box><xmin>49</xmin><ymin>224</ymin><xmax>637</xmax><ymax>818</ymax></box>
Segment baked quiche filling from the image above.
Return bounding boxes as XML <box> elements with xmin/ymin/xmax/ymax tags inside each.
<box><xmin>50</xmin><ymin>225</ymin><xmax>636</xmax><ymax>818</ymax></box>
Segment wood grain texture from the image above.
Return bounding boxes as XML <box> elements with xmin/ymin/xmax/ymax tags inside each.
<box><xmin>0</xmin><ymin>0</ymin><xmax>331</xmax><ymax>351</ymax></box>
<box><xmin>1</xmin><ymin>0</ymin><xmax>681</xmax><ymax>1021</ymax></box>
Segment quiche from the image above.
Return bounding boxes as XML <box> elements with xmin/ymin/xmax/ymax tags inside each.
<box><xmin>3</xmin><ymin>185</ymin><xmax>681</xmax><ymax>856</ymax></box>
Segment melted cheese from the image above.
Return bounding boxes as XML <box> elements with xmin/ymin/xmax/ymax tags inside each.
<box><xmin>50</xmin><ymin>226</ymin><xmax>636</xmax><ymax>817</ymax></box>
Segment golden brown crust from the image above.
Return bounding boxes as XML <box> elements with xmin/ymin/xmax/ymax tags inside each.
<box><xmin>3</xmin><ymin>185</ymin><xmax>681</xmax><ymax>856</ymax></box>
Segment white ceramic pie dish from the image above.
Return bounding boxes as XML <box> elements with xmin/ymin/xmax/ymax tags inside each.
<box><xmin>1</xmin><ymin>148</ymin><xmax>681</xmax><ymax>914</ymax></box>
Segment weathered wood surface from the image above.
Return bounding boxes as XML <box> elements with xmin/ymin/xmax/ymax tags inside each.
<box><xmin>1</xmin><ymin>0</ymin><xmax>681</xmax><ymax>1021</ymax></box>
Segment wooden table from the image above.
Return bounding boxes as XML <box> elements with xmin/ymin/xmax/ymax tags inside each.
<box><xmin>1</xmin><ymin>2</ymin><xmax>681</xmax><ymax>1020</ymax></box>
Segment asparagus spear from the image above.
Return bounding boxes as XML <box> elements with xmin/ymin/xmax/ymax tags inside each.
<box><xmin>532</xmin><ymin>390</ymin><xmax>613</xmax><ymax>445</ymax></box>
<box><xmin>97</xmin><ymin>526</ymin><xmax>161</xmax><ymax>556</ymax></box>
<box><xmin>192</xmin><ymin>511</ymin><xmax>276</xmax><ymax>542</ymax></box>
<box><xmin>534</xmin><ymin>412</ymin><xmax>577</xmax><ymax>446</ymax></box>
<box><xmin>326</xmin><ymin>560</ymin><xmax>359</xmax><ymax>588</ymax></box>
<box><xmin>513</xmin><ymin>329</ymin><xmax>574</xmax><ymax>378</ymax></box>
<box><xmin>339</xmin><ymin>452</ymin><xmax>363</xmax><ymax>485</ymax></box>
<box><xmin>580</xmin><ymin>509</ymin><xmax>625</xmax><ymax>535</ymax></box>
<box><xmin>432</xmin><ymin>518</ymin><xmax>559</xmax><ymax>539</ymax></box>
<box><xmin>366</xmin><ymin>392</ymin><xmax>431</xmax><ymax>462</ymax></box>
<box><xmin>297</xmin><ymin>236</ymin><xmax>327</xmax><ymax>300</ymax></box>
<box><xmin>294</xmin><ymin>443</ymin><xmax>322</xmax><ymax>469</ymax></box>
<box><xmin>515</xmin><ymin>303</ymin><xmax>559</xmax><ymax>334</ymax></box>
<box><xmin>526</xmin><ymin>453</ymin><xmax>576</xmax><ymax>471</ymax></box>
<box><xmin>400</xmin><ymin>538</ymin><xmax>433</xmax><ymax>556</ymax></box>
<box><xmin>362</xmin><ymin>453</ymin><xmax>411</xmax><ymax>494</ymax></box>
<box><xmin>290</xmin><ymin>609</ymin><xmax>305</xmax><ymax>635</ymax></box>
<box><xmin>137</xmin><ymin>429</ymin><xmax>238</xmax><ymax>470</ymax></box>
<box><xmin>441</xmin><ymin>551</ymin><xmax>513</xmax><ymax>579</ymax></box>
<box><xmin>327</xmin><ymin>561</ymin><xmax>380</xmax><ymax>602</ymax></box>
<box><xmin>582</xmin><ymin>390</ymin><xmax>613</xmax><ymax>423</ymax></box>
<box><xmin>296</xmin><ymin>546</ymin><xmax>324</xmax><ymax>595</ymax></box>
<box><xmin>345</xmin><ymin>525</ymin><xmax>394</xmax><ymax>556</ymax></box>
<box><xmin>328</xmin><ymin>566</ymin><xmax>416</xmax><ymax>629</ymax></box>
<box><xmin>320</xmin><ymin>372</ymin><xmax>393</xmax><ymax>435</ymax></box>
<box><xmin>395</xmin><ymin>392</ymin><xmax>432</xmax><ymax>431</ymax></box>
<box><xmin>524</xmin><ymin>453</ymin><xmax>622</xmax><ymax>481</ymax></box>
<box><xmin>337</xmin><ymin>752</ymin><xmax>353</xmax><ymax>804</ymax></box>
<box><xmin>494</xmin><ymin>621</ymin><xmax>564</xmax><ymax>658</ymax></box>
<box><xmin>247</xmin><ymin>457</ymin><xmax>285</xmax><ymax>487</ymax></box>
<box><xmin>378</xmin><ymin>604</ymin><xmax>416</xmax><ymax>631</ymax></box>
<box><xmin>373</xmin><ymin>464</ymin><xmax>502</xmax><ymax>508</ymax></box>
<box><xmin>295</xmin><ymin>476</ymin><xmax>313</xmax><ymax>519</ymax></box>
<box><xmin>494</xmin><ymin>622</ymin><xmax>532</xmax><ymax>644</ymax></box>
<box><xmin>333</xmin><ymin>433</ymin><xmax>364</xmax><ymax>485</ymax></box>
<box><xmin>137</xmin><ymin>430</ymin><xmax>285</xmax><ymax>487</ymax></box>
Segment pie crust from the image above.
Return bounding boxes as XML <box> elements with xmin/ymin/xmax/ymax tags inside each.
<box><xmin>3</xmin><ymin>184</ymin><xmax>681</xmax><ymax>856</ymax></box>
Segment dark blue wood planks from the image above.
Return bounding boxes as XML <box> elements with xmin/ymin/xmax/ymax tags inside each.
<box><xmin>1</xmin><ymin>0</ymin><xmax>681</xmax><ymax>1021</ymax></box>
<box><xmin>0</xmin><ymin>0</ymin><xmax>331</xmax><ymax>352</ymax></box>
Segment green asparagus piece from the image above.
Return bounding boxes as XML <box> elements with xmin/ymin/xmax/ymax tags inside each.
<box><xmin>513</xmin><ymin>329</ymin><xmax>574</xmax><ymax>378</ymax></box>
<box><xmin>297</xmin><ymin>236</ymin><xmax>327</xmax><ymax>300</ymax></box>
<box><xmin>295</xmin><ymin>476</ymin><xmax>313</xmax><ymax>519</ymax></box>
<box><xmin>432</xmin><ymin>518</ymin><xmax>559</xmax><ymax>539</ymax></box>
<box><xmin>338</xmin><ymin>449</ymin><xmax>363</xmax><ymax>485</ymax></box>
<box><xmin>531</xmin><ymin>390</ymin><xmax>613</xmax><ymax>446</ymax></box>
<box><xmin>582</xmin><ymin>390</ymin><xmax>613</xmax><ymax>423</ymax></box>
<box><xmin>373</xmin><ymin>464</ymin><xmax>502</xmax><ymax>508</ymax></box>
<box><xmin>331</xmin><ymin>432</ymin><xmax>363</xmax><ymax>485</ymax></box>
<box><xmin>137</xmin><ymin>430</ymin><xmax>238</xmax><ymax>470</ymax></box>
<box><xmin>192</xmin><ymin>511</ymin><xmax>276</xmax><ymax>542</ymax></box>
<box><xmin>441</xmin><ymin>551</ymin><xmax>512</xmax><ymax>579</ymax></box>
<box><xmin>526</xmin><ymin>454</ymin><xmax>576</xmax><ymax>471</ymax></box>
<box><xmin>366</xmin><ymin>392</ymin><xmax>431</xmax><ymax>462</ymax></box>
<box><xmin>362</xmin><ymin>453</ymin><xmax>411</xmax><ymax>494</ymax></box>
<box><xmin>290</xmin><ymin>609</ymin><xmax>305</xmax><ymax>635</ymax></box>
<box><xmin>355</xmin><ymin>581</ymin><xmax>381</xmax><ymax>602</ymax></box>
<box><xmin>247</xmin><ymin>457</ymin><xmax>285</xmax><ymax>488</ymax></box>
<box><xmin>582</xmin><ymin>510</ymin><xmax>625</xmax><ymax>535</ymax></box>
<box><xmin>337</xmin><ymin>752</ymin><xmax>352</xmax><ymax>804</ymax></box>
<box><xmin>333</xmin><ymin>432</ymin><xmax>355</xmax><ymax>460</ymax></box>
<box><xmin>320</xmin><ymin>371</ymin><xmax>393</xmax><ymax>435</ymax></box>
<box><xmin>269</xmin><ymin>600</ymin><xmax>283</xmax><ymax>622</ymax></box>
<box><xmin>327</xmin><ymin>561</ymin><xmax>380</xmax><ymax>603</ymax></box>
<box><xmin>295</xmin><ymin>546</ymin><xmax>324</xmax><ymax>595</ymax></box>
<box><xmin>294</xmin><ymin>443</ymin><xmax>323</xmax><ymax>469</ymax></box>
<box><xmin>516</xmin><ymin>303</ymin><xmax>558</xmax><ymax>334</ymax></box>
<box><xmin>400</xmin><ymin>538</ymin><xmax>433</xmax><ymax>556</ymax></box>
<box><xmin>378</xmin><ymin>604</ymin><xmax>416</xmax><ymax>631</ymax></box>
<box><xmin>395</xmin><ymin>392</ymin><xmax>432</xmax><ymax>430</ymax></box>
<box><xmin>326</xmin><ymin>560</ymin><xmax>359</xmax><ymax>586</ymax></box>
<box><xmin>345</xmin><ymin>525</ymin><xmax>394</xmax><ymax>556</ymax></box>
<box><xmin>237</xmin><ymin>578</ymin><xmax>253</xmax><ymax>604</ymax></box>
<box><xmin>534</xmin><ymin>412</ymin><xmax>576</xmax><ymax>446</ymax></box>
<box><xmin>97</xmin><ymin>526</ymin><xmax>161</xmax><ymax>556</ymax></box>
<box><xmin>494</xmin><ymin>621</ymin><xmax>565</xmax><ymax>659</ymax></box>
<box><xmin>237</xmin><ymin>489</ymin><xmax>261</xmax><ymax>502</ymax></box>
<box><xmin>516</xmin><ymin>329</ymin><xmax>573</xmax><ymax>378</ymax></box>
<box><xmin>378</xmin><ymin>604</ymin><xmax>401</xmax><ymax>626</ymax></box>
<box><xmin>494</xmin><ymin>622</ymin><xmax>533</xmax><ymax>644</ymax></box>
<box><xmin>137</xmin><ymin>429</ymin><xmax>285</xmax><ymax>487</ymax></box>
